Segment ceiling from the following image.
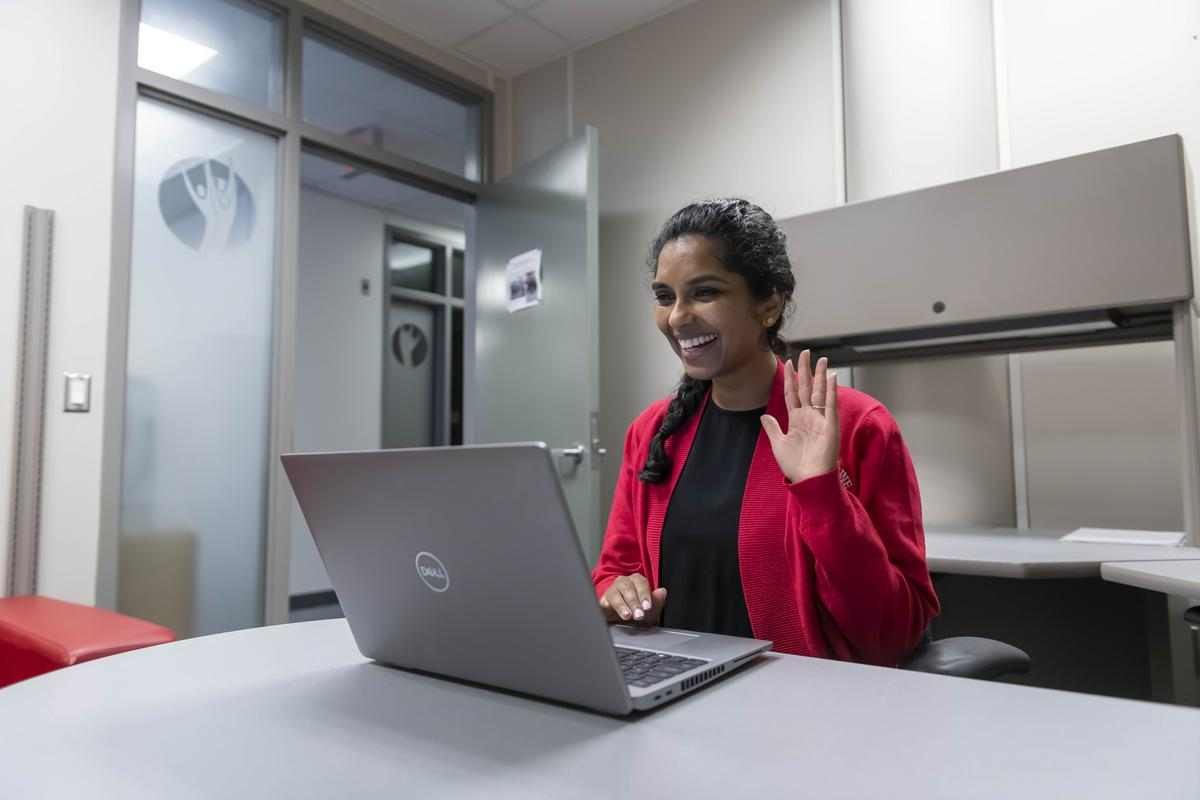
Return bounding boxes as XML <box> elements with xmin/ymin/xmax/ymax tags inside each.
<box><xmin>343</xmin><ymin>0</ymin><xmax>698</xmax><ymax>77</ymax></box>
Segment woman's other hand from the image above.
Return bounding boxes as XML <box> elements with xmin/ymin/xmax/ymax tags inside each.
<box><xmin>599</xmin><ymin>574</ymin><xmax>668</xmax><ymax>624</ymax></box>
<box><xmin>760</xmin><ymin>349</ymin><xmax>840</xmax><ymax>484</ymax></box>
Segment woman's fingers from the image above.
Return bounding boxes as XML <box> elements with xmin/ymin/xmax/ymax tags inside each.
<box><xmin>617</xmin><ymin>579</ymin><xmax>645</xmax><ymax>620</ymax></box>
<box><xmin>796</xmin><ymin>349</ymin><xmax>813</xmax><ymax>407</ymax></box>
<box><xmin>812</xmin><ymin>356</ymin><xmax>828</xmax><ymax>408</ymax></box>
<box><xmin>645</xmin><ymin>588</ymin><xmax>668</xmax><ymax>625</ymax></box>
<box><xmin>630</xmin><ymin>574</ymin><xmax>653</xmax><ymax>616</ymax></box>
<box><xmin>600</xmin><ymin>575</ymin><xmax>663</xmax><ymax>623</ymax></box>
<box><xmin>826</xmin><ymin>371</ymin><xmax>839</xmax><ymax>428</ymax></box>
<box><xmin>760</xmin><ymin>413</ymin><xmax>783</xmax><ymax>444</ymax></box>
<box><xmin>602</xmin><ymin>580</ymin><xmax>632</xmax><ymax>620</ymax></box>
<box><xmin>783</xmin><ymin>359</ymin><xmax>796</xmax><ymax>413</ymax></box>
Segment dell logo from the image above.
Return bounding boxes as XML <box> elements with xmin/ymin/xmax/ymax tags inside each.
<box><xmin>415</xmin><ymin>551</ymin><xmax>450</xmax><ymax>592</ymax></box>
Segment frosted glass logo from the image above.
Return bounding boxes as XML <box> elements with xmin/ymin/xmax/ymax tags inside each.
<box><xmin>158</xmin><ymin>157</ymin><xmax>255</xmax><ymax>253</ymax></box>
<box><xmin>415</xmin><ymin>551</ymin><xmax>449</xmax><ymax>592</ymax></box>
<box><xmin>392</xmin><ymin>323</ymin><xmax>428</xmax><ymax>367</ymax></box>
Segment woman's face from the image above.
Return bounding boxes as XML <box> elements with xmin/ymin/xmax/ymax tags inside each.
<box><xmin>651</xmin><ymin>234</ymin><xmax>779</xmax><ymax>382</ymax></box>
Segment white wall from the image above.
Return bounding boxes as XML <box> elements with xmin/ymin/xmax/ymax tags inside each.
<box><xmin>841</xmin><ymin>0</ymin><xmax>999</xmax><ymax>199</ymax></box>
<box><xmin>0</xmin><ymin>0</ymin><xmax>124</xmax><ymax>601</ymax></box>
<box><xmin>513</xmin><ymin>58</ymin><xmax>569</xmax><ymax>168</ymax></box>
<box><xmin>527</xmin><ymin>0</ymin><xmax>841</xmax><ymax>523</ymax></box>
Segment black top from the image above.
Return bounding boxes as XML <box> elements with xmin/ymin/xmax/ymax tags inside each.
<box><xmin>659</xmin><ymin>400</ymin><xmax>763</xmax><ymax>637</ymax></box>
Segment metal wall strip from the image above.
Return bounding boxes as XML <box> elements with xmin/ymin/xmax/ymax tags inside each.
<box><xmin>7</xmin><ymin>207</ymin><xmax>54</xmax><ymax>596</ymax></box>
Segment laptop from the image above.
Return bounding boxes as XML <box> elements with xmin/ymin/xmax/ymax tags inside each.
<box><xmin>281</xmin><ymin>443</ymin><xmax>771</xmax><ymax>715</ymax></box>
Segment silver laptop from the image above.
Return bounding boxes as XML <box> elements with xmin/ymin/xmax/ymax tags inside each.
<box><xmin>281</xmin><ymin>443</ymin><xmax>771</xmax><ymax>715</ymax></box>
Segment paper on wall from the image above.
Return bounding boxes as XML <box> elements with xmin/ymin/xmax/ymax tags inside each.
<box><xmin>506</xmin><ymin>249</ymin><xmax>542</xmax><ymax>312</ymax></box>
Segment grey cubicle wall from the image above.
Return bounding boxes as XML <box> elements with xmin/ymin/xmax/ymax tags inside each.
<box><xmin>778</xmin><ymin>135</ymin><xmax>1193</xmax><ymax>346</ymax></box>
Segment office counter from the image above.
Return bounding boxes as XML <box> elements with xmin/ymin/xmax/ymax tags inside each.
<box><xmin>926</xmin><ymin>527</ymin><xmax>1200</xmax><ymax>578</ymax></box>
<box><xmin>1103</xmin><ymin>560</ymin><xmax>1200</xmax><ymax>599</ymax></box>
<box><xmin>1</xmin><ymin>619</ymin><xmax>1198</xmax><ymax>798</ymax></box>
<box><xmin>925</xmin><ymin>528</ymin><xmax>1200</xmax><ymax>703</ymax></box>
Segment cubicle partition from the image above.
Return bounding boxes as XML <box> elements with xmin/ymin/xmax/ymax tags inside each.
<box><xmin>776</xmin><ymin>136</ymin><xmax>1200</xmax><ymax>704</ymax></box>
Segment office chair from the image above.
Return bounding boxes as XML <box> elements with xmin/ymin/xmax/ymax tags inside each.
<box><xmin>1185</xmin><ymin>606</ymin><xmax>1200</xmax><ymax>631</ymax></box>
<box><xmin>901</xmin><ymin>629</ymin><xmax>1031</xmax><ymax>681</ymax></box>
<box><xmin>1185</xmin><ymin>607</ymin><xmax>1200</xmax><ymax>677</ymax></box>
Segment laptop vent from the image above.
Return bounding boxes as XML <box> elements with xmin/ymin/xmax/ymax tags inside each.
<box><xmin>681</xmin><ymin>664</ymin><xmax>725</xmax><ymax>692</ymax></box>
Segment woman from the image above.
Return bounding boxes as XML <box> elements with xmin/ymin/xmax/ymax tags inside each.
<box><xmin>592</xmin><ymin>198</ymin><xmax>939</xmax><ymax>667</ymax></box>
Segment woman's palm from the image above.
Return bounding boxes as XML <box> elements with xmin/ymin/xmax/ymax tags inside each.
<box><xmin>761</xmin><ymin>352</ymin><xmax>839</xmax><ymax>484</ymax></box>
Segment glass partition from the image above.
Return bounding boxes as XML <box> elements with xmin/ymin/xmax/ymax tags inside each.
<box><xmin>139</xmin><ymin>0</ymin><xmax>284</xmax><ymax>111</ymax></box>
<box><xmin>302</xmin><ymin>30</ymin><xmax>482</xmax><ymax>180</ymax></box>
<box><xmin>119</xmin><ymin>97</ymin><xmax>277</xmax><ymax>636</ymax></box>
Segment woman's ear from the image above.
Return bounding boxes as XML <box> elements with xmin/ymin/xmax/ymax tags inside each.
<box><xmin>758</xmin><ymin>292</ymin><xmax>784</xmax><ymax>327</ymax></box>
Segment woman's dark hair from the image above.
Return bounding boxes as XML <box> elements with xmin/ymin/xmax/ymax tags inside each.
<box><xmin>639</xmin><ymin>198</ymin><xmax>795</xmax><ymax>483</ymax></box>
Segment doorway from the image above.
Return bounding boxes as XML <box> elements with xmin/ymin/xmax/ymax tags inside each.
<box><xmin>288</xmin><ymin>151</ymin><xmax>471</xmax><ymax>621</ymax></box>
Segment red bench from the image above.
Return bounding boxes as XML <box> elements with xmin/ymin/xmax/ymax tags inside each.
<box><xmin>0</xmin><ymin>596</ymin><xmax>175</xmax><ymax>688</ymax></box>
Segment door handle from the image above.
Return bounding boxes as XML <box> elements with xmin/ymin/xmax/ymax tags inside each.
<box><xmin>552</xmin><ymin>443</ymin><xmax>586</xmax><ymax>471</ymax></box>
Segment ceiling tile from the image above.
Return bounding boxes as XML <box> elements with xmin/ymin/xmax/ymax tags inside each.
<box><xmin>349</xmin><ymin>0</ymin><xmax>513</xmax><ymax>46</ymax></box>
<box><xmin>498</xmin><ymin>0</ymin><xmax>544</xmax><ymax>9</ymax></box>
<box><xmin>527</xmin><ymin>0</ymin><xmax>682</xmax><ymax>47</ymax></box>
<box><xmin>456</xmin><ymin>15</ymin><xmax>568</xmax><ymax>75</ymax></box>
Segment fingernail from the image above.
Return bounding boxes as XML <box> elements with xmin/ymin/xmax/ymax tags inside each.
<box><xmin>620</xmin><ymin>609</ymin><xmax>630</xmax><ymax>619</ymax></box>
<box><xmin>642</xmin><ymin>600</ymin><xmax>652</xmax><ymax>610</ymax></box>
<box><xmin>633</xmin><ymin>608</ymin><xmax>644</xmax><ymax>620</ymax></box>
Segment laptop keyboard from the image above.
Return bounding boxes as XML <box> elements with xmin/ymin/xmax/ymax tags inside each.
<box><xmin>614</xmin><ymin>646</ymin><xmax>707</xmax><ymax>688</ymax></box>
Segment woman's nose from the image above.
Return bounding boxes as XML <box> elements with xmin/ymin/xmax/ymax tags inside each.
<box><xmin>668</xmin><ymin>299</ymin><xmax>691</xmax><ymax>328</ymax></box>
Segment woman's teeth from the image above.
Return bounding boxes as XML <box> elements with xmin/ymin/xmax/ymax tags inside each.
<box><xmin>680</xmin><ymin>334</ymin><xmax>717</xmax><ymax>350</ymax></box>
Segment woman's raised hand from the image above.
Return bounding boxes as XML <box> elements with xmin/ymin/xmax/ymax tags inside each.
<box><xmin>599</xmin><ymin>574</ymin><xmax>668</xmax><ymax>624</ymax></box>
<box><xmin>760</xmin><ymin>349</ymin><xmax>840</xmax><ymax>484</ymax></box>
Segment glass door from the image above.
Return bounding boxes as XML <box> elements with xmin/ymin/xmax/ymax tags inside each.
<box><xmin>117</xmin><ymin>97</ymin><xmax>278</xmax><ymax>637</ymax></box>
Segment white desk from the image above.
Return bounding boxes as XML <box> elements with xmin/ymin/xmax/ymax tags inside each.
<box><xmin>926</xmin><ymin>527</ymin><xmax>1200</xmax><ymax>578</ymax></box>
<box><xmin>1102</xmin><ymin>560</ymin><xmax>1200</xmax><ymax>599</ymax></box>
<box><xmin>1</xmin><ymin>619</ymin><xmax>1199</xmax><ymax>798</ymax></box>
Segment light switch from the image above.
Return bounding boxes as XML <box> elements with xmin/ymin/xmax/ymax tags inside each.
<box><xmin>64</xmin><ymin>373</ymin><xmax>91</xmax><ymax>412</ymax></box>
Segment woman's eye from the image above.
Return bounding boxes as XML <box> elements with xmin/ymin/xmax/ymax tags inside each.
<box><xmin>653</xmin><ymin>293</ymin><xmax>673</xmax><ymax>306</ymax></box>
<box><xmin>694</xmin><ymin>287</ymin><xmax>718</xmax><ymax>299</ymax></box>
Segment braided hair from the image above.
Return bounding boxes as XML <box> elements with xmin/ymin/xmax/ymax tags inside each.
<box><xmin>638</xmin><ymin>199</ymin><xmax>795</xmax><ymax>483</ymax></box>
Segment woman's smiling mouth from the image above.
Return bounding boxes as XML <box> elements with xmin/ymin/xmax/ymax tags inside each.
<box><xmin>678</xmin><ymin>333</ymin><xmax>718</xmax><ymax>356</ymax></box>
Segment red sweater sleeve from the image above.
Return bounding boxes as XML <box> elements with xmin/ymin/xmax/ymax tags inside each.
<box><xmin>785</xmin><ymin>407</ymin><xmax>939</xmax><ymax>666</ymax></box>
<box><xmin>591</xmin><ymin>421</ymin><xmax>648</xmax><ymax>598</ymax></box>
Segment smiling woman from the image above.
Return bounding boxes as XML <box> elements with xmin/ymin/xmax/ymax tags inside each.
<box><xmin>591</xmin><ymin>199</ymin><xmax>940</xmax><ymax>666</ymax></box>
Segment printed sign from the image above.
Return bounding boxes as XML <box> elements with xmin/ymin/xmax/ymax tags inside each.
<box><xmin>506</xmin><ymin>249</ymin><xmax>543</xmax><ymax>312</ymax></box>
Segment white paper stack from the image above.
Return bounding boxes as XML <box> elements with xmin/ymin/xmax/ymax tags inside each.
<box><xmin>1060</xmin><ymin>528</ymin><xmax>1185</xmax><ymax>546</ymax></box>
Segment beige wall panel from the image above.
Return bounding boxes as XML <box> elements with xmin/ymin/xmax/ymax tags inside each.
<box><xmin>1021</xmin><ymin>342</ymin><xmax>1183</xmax><ymax>532</ymax></box>
<box><xmin>842</xmin><ymin>0</ymin><xmax>1013</xmax><ymax>526</ymax></box>
<box><xmin>854</xmin><ymin>357</ymin><xmax>1015</xmax><ymax>527</ymax></box>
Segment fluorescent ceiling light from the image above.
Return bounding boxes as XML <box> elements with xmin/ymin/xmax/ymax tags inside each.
<box><xmin>138</xmin><ymin>23</ymin><xmax>218</xmax><ymax>80</ymax></box>
<box><xmin>852</xmin><ymin>319</ymin><xmax>1117</xmax><ymax>353</ymax></box>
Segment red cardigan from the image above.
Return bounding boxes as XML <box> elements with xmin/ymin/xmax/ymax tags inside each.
<box><xmin>592</xmin><ymin>360</ymin><xmax>939</xmax><ymax>666</ymax></box>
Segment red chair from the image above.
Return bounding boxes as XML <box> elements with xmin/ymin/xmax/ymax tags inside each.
<box><xmin>0</xmin><ymin>596</ymin><xmax>175</xmax><ymax>688</ymax></box>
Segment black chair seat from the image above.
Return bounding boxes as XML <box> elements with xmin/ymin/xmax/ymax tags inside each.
<box><xmin>902</xmin><ymin>636</ymin><xmax>1031</xmax><ymax>680</ymax></box>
